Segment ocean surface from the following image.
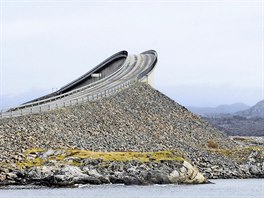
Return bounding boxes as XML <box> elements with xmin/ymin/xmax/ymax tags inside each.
<box><xmin>0</xmin><ymin>179</ymin><xmax>263</xmax><ymax>198</ymax></box>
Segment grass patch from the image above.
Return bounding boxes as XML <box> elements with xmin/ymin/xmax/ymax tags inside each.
<box><xmin>17</xmin><ymin>149</ymin><xmax>185</xmax><ymax>169</ymax></box>
<box><xmin>232</xmin><ymin>137</ymin><xmax>250</xmax><ymax>142</ymax></box>
<box><xmin>24</xmin><ymin>148</ymin><xmax>45</xmax><ymax>155</ymax></box>
<box><xmin>206</xmin><ymin>140</ymin><xmax>219</xmax><ymax>149</ymax></box>
<box><xmin>63</xmin><ymin>150</ymin><xmax>185</xmax><ymax>162</ymax></box>
<box><xmin>207</xmin><ymin>146</ymin><xmax>263</xmax><ymax>163</ymax></box>
<box><xmin>17</xmin><ymin>157</ymin><xmax>45</xmax><ymax>169</ymax></box>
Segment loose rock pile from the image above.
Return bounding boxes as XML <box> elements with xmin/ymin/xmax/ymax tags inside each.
<box><xmin>0</xmin><ymin>83</ymin><xmax>233</xmax><ymax>162</ymax></box>
<box><xmin>0</xmin><ymin>82</ymin><xmax>263</xmax><ymax>186</ymax></box>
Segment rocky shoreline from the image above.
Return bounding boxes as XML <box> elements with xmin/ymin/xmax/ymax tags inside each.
<box><xmin>1</xmin><ymin>139</ymin><xmax>263</xmax><ymax>187</ymax></box>
<box><xmin>0</xmin><ymin>149</ymin><xmax>206</xmax><ymax>187</ymax></box>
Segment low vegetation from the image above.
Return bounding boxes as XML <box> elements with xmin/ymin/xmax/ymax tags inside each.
<box><xmin>206</xmin><ymin>140</ymin><xmax>219</xmax><ymax>149</ymax></box>
<box><xmin>17</xmin><ymin>148</ymin><xmax>185</xmax><ymax>169</ymax></box>
<box><xmin>207</xmin><ymin>146</ymin><xmax>263</xmax><ymax>163</ymax></box>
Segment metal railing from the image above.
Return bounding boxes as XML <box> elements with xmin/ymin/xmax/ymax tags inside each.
<box><xmin>0</xmin><ymin>79</ymin><xmax>136</xmax><ymax>118</ymax></box>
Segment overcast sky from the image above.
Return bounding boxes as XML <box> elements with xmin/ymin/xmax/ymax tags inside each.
<box><xmin>0</xmin><ymin>0</ymin><xmax>263</xmax><ymax>109</ymax></box>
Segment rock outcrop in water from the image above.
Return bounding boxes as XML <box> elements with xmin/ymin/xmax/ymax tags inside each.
<box><xmin>0</xmin><ymin>83</ymin><xmax>263</xmax><ymax>186</ymax></box>
<box><xmin>0</xmin><ymin>150</ymin><xmax>206</xmax><ymax>186</ymax></box>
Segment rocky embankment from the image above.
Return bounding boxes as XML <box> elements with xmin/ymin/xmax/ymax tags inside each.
<box><xmin>0</xmin><ymin>83</ymin><xmax>263</xmax><ymax>186</ymax></box>
<box><xmin>0</xmin><ymin>149</ymin><xmax>206</xmax><ymax>186</ymax></box>
<box><xmin>190</xmin><ymin>142</ymin><xmax>264</xmax><ymax>179</ymax></box>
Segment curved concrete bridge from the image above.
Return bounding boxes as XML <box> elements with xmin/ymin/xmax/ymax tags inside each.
<box><xmin>1</xmin><ymin>50</ymin><xmax>157</xmax><ymax>118</ymax></box>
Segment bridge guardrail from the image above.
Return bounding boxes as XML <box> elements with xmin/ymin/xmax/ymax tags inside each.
<box><xmin>138</xmin><ymin>50</ymin><xmax>157</xmax><ymax>80</ymax></box>
<box><xmin>0</xmin><ymin>78</ymin><xmax>136</xmax><ymax>118</ymax></box>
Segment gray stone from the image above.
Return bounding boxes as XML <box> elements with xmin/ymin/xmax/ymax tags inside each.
<box><xmin>40</xmin><ymin>149</ymin><xmax>55</xmax><ymax>159</ymax></box>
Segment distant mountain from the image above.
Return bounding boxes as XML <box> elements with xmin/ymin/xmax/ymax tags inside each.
<box><xmin>200</xmin><ymin>100</ymin><xmax>264</xmax><ymax>136</ymax></box>
<box><xmin>235</xmin><ymin>100</ymin><xmax>264</xmax><ymax>118</ymax></box>
<box><xmin>188</xmin><ymin>103</ymin><xmax>250</xmax><ymax>117</ymax></box>
<box><xmin>204</xmin><ymin>115</ymin><xmax>264</xmax><ymax>136</ymax></box>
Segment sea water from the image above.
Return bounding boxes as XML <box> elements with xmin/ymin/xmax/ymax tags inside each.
<box><xmin>0</xmin><ymin>179</ymin><xmax>263</xmax><ymax>198</ymax></box>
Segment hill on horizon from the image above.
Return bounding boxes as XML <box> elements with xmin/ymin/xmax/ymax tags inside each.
<box><xmin>187</xmin><ymin>103</ymin><xmax>250</xmax><ymax>117</ymax></box>
<box><xmin>235</xmin><ymin>99</ymin><xmax>264</xmax><ymax>118</ymax></box>
<box><xmin>199</xmin><ymin>100</ymin><xmax>264</xmax><ymax>136</ymax></box>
